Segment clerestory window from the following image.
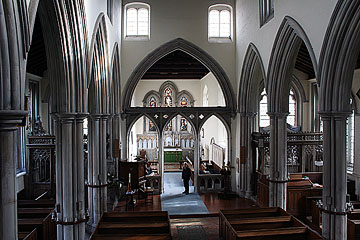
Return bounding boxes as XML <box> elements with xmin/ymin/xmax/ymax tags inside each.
<box><xmin>208</xmin><ymin>4</ymin><xmax>232</xmax><ymax>43</ymax></box>
<box><xmin>125</xmin><ymin>3</ymin><xmax>150</xmax><ymax>40</ymax></box>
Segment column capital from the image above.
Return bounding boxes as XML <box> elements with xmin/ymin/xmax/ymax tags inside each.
<box><xmin>0</xmin><ymin>110</ymin><xmax>28</xmax><ymax>131</ymax></box>
<box><xmin>318</xmin><ymin>111</ymin><xmax>351</xmax><ymax>119</ymax></box>
<box><xmin>89</xmin><ymin>114</ymin><xmax>102</xmax><ymax>120</ymax></box>
<box><xmin>267</xmin><ymin>112</ymin><xmax>289</xmax><ymax>118</ymax></box>
<box><xmin>239</xmin><ymin>112</ymin><xmax>257</xmax><ymax>118</ymax></box>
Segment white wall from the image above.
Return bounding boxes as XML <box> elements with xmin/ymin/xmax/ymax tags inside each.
<box><xmin>121</xmin><ymin>0</ymin><xmax>236</xmax><ymax>93</ymax></box>
<box><xmin>201</xmin><ymin>73</ymin><xmax>226</xmax><ymax>107</ymax></box>
<box><xmin>133</xmin><ymin>73</ymin><xmax>225</xmax><ymax>107</ymax></box>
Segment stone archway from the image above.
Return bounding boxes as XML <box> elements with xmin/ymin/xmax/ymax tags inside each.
<box><xmin>238</xmin><ymin>43</ymin><xmax>266</xmax><ymax>198</ymax></box>
<box><xmin>266</xmin><ymin>16</ymin><xmax>318</xmax><ymax>209</ymax></box>
<box><xmin>317</xmin><ymin>1</ymin><xmax>360</xmax><ymax>239</ymax></box>
<box><xmin>122</xmin><ymin>38</ymin><xmax>237</xmax><ymax>114</ymax></box>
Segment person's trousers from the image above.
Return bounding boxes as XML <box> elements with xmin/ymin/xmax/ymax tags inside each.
<box><xmin>183</xmin><ymin>178</ymin><xmax>189</xmax><ymax>193</ymax></box>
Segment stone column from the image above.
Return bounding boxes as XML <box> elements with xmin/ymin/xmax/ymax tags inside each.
<box><xmin>245</xmin><ymin>113</ymin><xmax>256</xmax><ymax>198</ymax></box>
<box><xmin>87</xmin><ymin>115</ymin><xmax>101</xmax><ymax>227</ymax></box>
<box><xmin>353</xmin><ymin>114</ymin><xmax>360</xmax><ymax>199</ymax></box>
<box><xmin>0</xmin><ymin>110</ymin><xmax>27</xmax><ymax>240</ymax></box>
<box><xmin>54</xmin><ymin>113</ymin><xmax>87</xmax><ymax>240</ymax></box>
<box><xmin>268</xmin><ymin>113</ymin><xmax>288</xmax><ymax>209</ymax></box>
<box><xmin>320</xmin><ymin>113</ymin><xmax>349</xmax><ymax>240</ymax></box>
<box><xmin>100</xmin><ymin>116</ymin><xmax>108</xmax><ymax>213</ymax></box>
<box><xmin>193</xmin><ymin>133</ymin><xmax>199</xmax><ymax>192</ymax></box>
<box><xmin>238</xmin><ymin>114</ymin><xmax>247</xmax><ymax>197</ymax></box>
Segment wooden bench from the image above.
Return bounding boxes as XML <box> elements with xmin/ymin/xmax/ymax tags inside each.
<box><xmin>18</xmin><ymin>228</ymin><xmax>38</xmax><ymax>240</ymax></box>
<box><xmin>17</xmin><ymin>199</ymin><xmax>56</xmax><ymax>240</ymax></box>
<box><xmin>348</xmin><ymin>210</ymin><xmax>360</xmax><ymax>240</ymax></box>
<box><xmin>219</xmin><ymin>207</ymin><xmax>322</xmax><ymax>240</ymax></box>
<box><xmin>90</xmin><ymin>211</ymin><xmax>172</xmax><ymax>239</ymax></box>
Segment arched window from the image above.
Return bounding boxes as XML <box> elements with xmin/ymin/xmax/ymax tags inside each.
<box><xmin>208</xmin><ymin>5</ymin><xmax>232</xmax><ymax>42</ymax></box>
<box><xmin>163</xmin><ymin>87</ymin><xmax>173</xmax><ymax>107</ymax></box>
<box><xmin>203</xmin><ymin>85</ymin><xmax>209</xmax><ymax>107</ymax></box>
<box><xmin>346</xmin><ymin>98</ymin><xmax>355</xmax><ymax>173</ymax></box>
<box><xmin>288</xmin><ymin>89</ymin><xmax>297</xmax><ymax>126</ymax></box>
<box><xmin>258</xmin><ymin>88</ymin><xmax>298</xmax><ymax>128</ymax></box>
<box><xmin>125</xmin><ymin>3</ymin><xmax>150</xmax><ymax>39</ymax></box>
<box><xmin>179</xmin><ymin>96</ymin><xmax>188</xmax><ymax>107</ymax></box>
<box><xmin>259</xmin><ymin>89</ymin><xmax>270</xmax><ymax>128</ymax></box>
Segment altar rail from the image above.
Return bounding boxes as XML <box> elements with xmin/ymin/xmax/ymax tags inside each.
<box><xmin>252</xmin><ymin>132</ymin><xmax>323</xmax><ymax>174</ymax></box>
<box><xmin>198</xmin><ymin>174</ymin><xmax>224</xmax><ymax>193</ymax></box>
<box><xmin>26</xmin><ymin>136</ymin><xmax>56</xmax><ymax>198</ymax></box>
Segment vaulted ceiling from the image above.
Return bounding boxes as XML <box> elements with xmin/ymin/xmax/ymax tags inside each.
<box><xmin>26</xmin><ymin>15</ymin><xmax>47</xmax><ymax>77</ymax></box>
<box><xmin>142</xmin><ymin>50</ymin><xmax>210</xmax><ymax>80</ymax></box>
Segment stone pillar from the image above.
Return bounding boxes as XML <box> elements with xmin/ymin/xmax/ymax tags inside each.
<box><xmin>245</xmin><ymin>113</ymin><xmax>256</xmax><ymax>198</ymax></box>
<box><xmin>238</xmin><ymin>114</ymin><xmax>247</xmax><ymax>197</ymax></box>
<box><xmin>194</xmin><ymin>133</ymin><xmax>199</xmax><ymax>192</ymax></box>
<box><xmin>0</xmin><ymin>110</ymin><xmax>27</xmax><ymax>240</ymax></box>
<box><xmin>100</xmin><ymin>116</ymin><xmax>108</xmax><ymax>213</ymax></box>
<box><xmin>54</xmin><ymin>113</ymin><xmax>86</xmax><ymax>240</ymax></box>
<box><xmin>268</xmin><ymin>113</ymin><xmax>288</xmax><ymax>209</ymax></box>
<box><xmin>353</xmin><ymin>114</ymin><xmax>360</xmax><ymax>199</ymax></box>
<box><xmin>87</xmin><ymin>115</ymin><xmax>101</xmax><ymax>227</ymax></box>
<box><xmin>320</xmin><ymin>113</ymin><xmax>348</xmax><ymax>240</ymax></box>
<box><xmin>159</xmin><ymin>138</ymin><xmax>164</xmax><ymax>193</ymax></box>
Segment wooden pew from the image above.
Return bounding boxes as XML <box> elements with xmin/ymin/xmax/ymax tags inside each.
<box><xmin>348</xmin><ymin>210</ymin><xmax>360</xmax><ymax>240</ymax></box>
<box><xmin>219</xmin><ymin>207</ymin><xmax>322</xmax><ymax>240</ymax></box>
<box><xmin>19</xmin><ymin>228</ymin><xmax>38</xmax><ymax>240</ymax></box>
<box><xmin>90</xmin><ymin>211</ymin><xmax>172</xmax><ymax>240</ymax></box>
<box><xmin>17</xmin><ymin>199</ymin><xmax>56</xmax><ymax>240</ymax></box>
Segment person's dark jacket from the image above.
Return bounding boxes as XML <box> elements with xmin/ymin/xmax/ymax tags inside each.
<box><xmin>182</xmin><ymin>166</ymin><xmax>192</xmax><ymax>180</ymax></box>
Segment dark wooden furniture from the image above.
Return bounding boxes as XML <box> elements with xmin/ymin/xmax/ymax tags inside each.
<box><xmin>256</xmin><ymin>172</ymin><xmax>322</xmax><ymax>218</ymax></box>
<box><xmin>219</xmin><ymin>207</ymin><xmax>322</xmax><ymax>240</ymax></box>
<box><xmin>19</xmin><ymin>228</ymin><xmax>38</xmax><ymax>240</ymax></box>
<box><xmin>348</xmin><ymin>209</ymin><xmax>360</xmax><ymax>240</ymax></box>
<box><xmin>90</xmin><ymin>211</ymin><xmax>172</xmax><ymax>240</ymax></box>
<box><xmin>17</xmin><ymin>199</ymin><xmax>56</xmax><ymax>240</ymax></box>
<box><xmin>119</xmin><ymin>161</ymin><xmax>146</xmax><ymax>190</ymax></box>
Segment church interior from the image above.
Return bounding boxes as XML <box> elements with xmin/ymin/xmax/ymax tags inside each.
<box><xmin>1</xmin><ymin>0</ymin><xmax>360</xmax><ymax>239</ymax></box>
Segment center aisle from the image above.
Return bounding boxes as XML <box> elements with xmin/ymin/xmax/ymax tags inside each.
<box><xmin>161</xmin><ymin>172</ymin><xmax>209</xmax><ymax>215</ymax></box>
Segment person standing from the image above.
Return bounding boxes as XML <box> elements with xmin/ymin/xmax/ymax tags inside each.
<box><xmin>182</xmin><ymin>162</ymin><xmax>192</xmax><ymax>194</ymax></box>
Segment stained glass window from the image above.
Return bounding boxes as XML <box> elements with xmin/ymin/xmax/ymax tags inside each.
<box><xmin>180</xmin><ymin>96</ymin><xmax>188</xmax><ymax>107</ymax></box>
<box><xmin>287</xmin><ymin>89</ymin><xmax>296</xmax><ymax>126</ymax></box>
<box><xmin>165</xmin><ymin>120</ymin><xmax>173</xmax><ymax>131</ymax></box>
<box><xmin>259</xmin><ymin>89</ymin><xmax>269</xmax><ymax>128</ymax></box>
<box><xmin>164</xmin><ymin>87</ymin><xmax>173</xmax><ymax>107</ymax></box>
<box><xmin>149</xmin><ymin>120</ymin><xmax>156</xmax><ymax>132</ymax></box>
<box><xmin>180</xmin><ymin>118</ymin><xmax>188</xmax><ymax>131</ymax></box>
<box><xmin>148</xmin><ymin>96</ymin><xmax>157</xmax><ymax>107</ymax></box>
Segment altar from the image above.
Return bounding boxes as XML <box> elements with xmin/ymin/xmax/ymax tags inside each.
<box><xmin>164</xmin><ymin>148</ymin><xmax>182</xmax><ymax>163</ymax></box>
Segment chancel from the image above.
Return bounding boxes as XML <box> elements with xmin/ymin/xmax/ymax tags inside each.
<box><xmin>1</xmin><ymin>0</ymin><xmax>360</xmax><ymax>239</ymax></box>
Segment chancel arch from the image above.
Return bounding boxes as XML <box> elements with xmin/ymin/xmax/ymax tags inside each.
<box><xmin>122</xmin><ymin>38</ymin><xmax>236</xmax><ymax>113</ymax></box>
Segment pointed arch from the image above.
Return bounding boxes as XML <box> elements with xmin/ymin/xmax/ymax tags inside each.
<box><xmin>110</xmin><ymin>42</ymin><xmax>121</xmax><ymax>115</ymax></box>
<box><xmin>267</xmin><ymin>16</ymin><xmax>317</xmax><ymax>114</ymax></box>
<box><xmin>318</xmin><ymin>1</ymin><xmax>360</xmax><ymax>113</ymax></box>
<box><xmin>88</xmin><ymin>13</ymin><xmax>110</xmax><ymax>114</ymax></box>
<box><xmin>122</xmin><ymin>38</ymin><xmax>236</xmax><ymax>113</ymax></box>
<box><xmin>34</xmin><ymin>0</ymin><xmax>89</xmax><ymax>113</ymax></box>
<box><xmin>238</xmin><ymin>43</ymin><xmax>266</xmax><ymax>114</ymax></box>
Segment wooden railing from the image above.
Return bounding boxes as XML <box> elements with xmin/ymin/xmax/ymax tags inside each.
<box><xmin>198</xmin><ymin>174</ymin><xmax>224</xmax><ymax>193</ymax></box>
<box><xmin>212</xmin><ymin>143</ymin><xmax>225</xmax><ymax>169</ymax></box>
<box><xmin>26</xmin><ymin>136</ymin><xmax>56</xmax><ymax>198</ymax></box>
